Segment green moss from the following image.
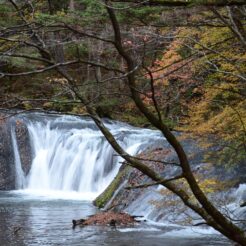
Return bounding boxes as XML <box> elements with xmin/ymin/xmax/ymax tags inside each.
<box><xmin>93</xmin><ymin>165</ymin><xmax>131</xmax><ymax>209</ymax></box>
<box><xmin>114</xmin><ymin>112</ymin><xmax>150</xmax><ymax>128</ymax></box>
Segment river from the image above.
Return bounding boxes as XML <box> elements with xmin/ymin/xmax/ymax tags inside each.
<box><xmin>0</xmin><ymin>112</ymin><xmax>236</xmax><ymax>245</ymax></box>
<box><xmin>0</xmin><ymin>191</ymin><xmax>231</xmax><ymax>246</ymax></box>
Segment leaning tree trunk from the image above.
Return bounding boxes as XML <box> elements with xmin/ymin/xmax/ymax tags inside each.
<box><xmin>105</xmin><ymin>5</ymin><xmax>246</xmax><ymax>245</ymax></box>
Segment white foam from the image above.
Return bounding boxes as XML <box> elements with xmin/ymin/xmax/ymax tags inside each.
<box><xmin>145</xmin><ymin>219</ymin><xmax>183</xmax><ymax>228</ymax></box>
<box><xmin>235</xmin><ymin>184</ymin><xmax>246</xmax><ymax>202</ymax></box>
<box><xmin>11</xmin><ymin>189</ymin><xmax>99</xmax><ymax>201</ymax></box>
<box><xmin>118</xmin><ymin>227</ymin><xmax>161</xmax><ymax>232</ymax></box>
<box><xmin>163</xmin><ymin>227</ymin><xmax>220</xmax><ymax>238</ymax></box>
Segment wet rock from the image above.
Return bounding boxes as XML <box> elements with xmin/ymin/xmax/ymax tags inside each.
<box><xmin>94</xmin><ymin>137</ymin><xmax>245</xmax><ymax>225</ymax></box>
<box><xmin>239</xmin><ymin>190</ymin><xmax>246</xmax><ymax>207</ymax></box>
<box><xmin>240</xmin><ymin>201</ymin><xmax>246</xmax><ymax>207</ymax></box>
<box><xmin>14</xmin><ymin>120</ymin><xmax>32</xmax><ymax>176</ymax></box>
<box><xmin>0</xmin><ymin>113</ymin><xmax>15</xmax><ymax>190</ymax></box>
<box><xmin>72</xmin><ymin>219</ymin><xmax>86</xmax><ymax>228</ymax></box>
<box><xmin>0</xmin><ymin>111</ymin><xmax>33</xmax><ymax>190</ymax></box>
<box><xmin>72</xmin><ymin>211</ymin><xmax>136</xmax><ymax>227</ymax></box>
<box><xmin>93</xmin><ymin>164</ymin><xmax>131</xmax><ymax>209</ymax></box>
<box><xmin>94</xmin><ymin>147</ymin><xmax>169</xmax><ymax>213</ymax></box>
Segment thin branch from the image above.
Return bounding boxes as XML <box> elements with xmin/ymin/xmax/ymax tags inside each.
<box><xmin>58</xmin><ymin>23</ymin><xmax>115</xmax><ymax>44</ymax></box>
<box><xmin>125</xmin><ymin>174</ymin><xmax>184</xmax><ymax>189</ymax></box>
<box><xmin>0</xmin><ymin>60</ymin><xmax>80</xmax><ymax>78</ymax></box>
<box><xmin>143</xmin><ymin>65</ymin><xmax>162</xmax><ymax>122</ymax></box>
<box><xmin>114</xmin><ymin>153</ymin><xmax>180</xmax><ymax>166</ymax></box>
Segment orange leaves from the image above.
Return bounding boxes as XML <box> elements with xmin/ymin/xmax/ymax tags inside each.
<box><xmin>150</xmin><ymin>34</ymin><xmax>195</xmax><ymax>88</ymax></box>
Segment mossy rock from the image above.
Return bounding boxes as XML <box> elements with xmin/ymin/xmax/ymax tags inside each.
<box><xmin>93</xmin><ymin>164</ymin><xmax>131</xmax><ymax>209</ymax></box>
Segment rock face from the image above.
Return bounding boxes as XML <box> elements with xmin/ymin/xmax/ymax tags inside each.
<box><xmin>94</xmin><ymin>136</ymin><xmax>246</xmax><ymax>225</ymax></box>
<box><xmin>0</xmin><ymin>112</ymin><xmax>33</xmax><ymax>190</ymax></box>
<box><xmin>0</xmin><ymin>113</ymin><xmax>15</xmax><ymax>190</ymax></box>
<box><xmin>14</xmin><ymin>120</ymin><xmax>32</xmax><ymax>176</ymax></box>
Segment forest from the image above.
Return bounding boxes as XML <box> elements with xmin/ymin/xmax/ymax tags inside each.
<box><xmin>0</xmin><ymin>0</ymin><xmax>245</xmax><ymax>245</ymax></box>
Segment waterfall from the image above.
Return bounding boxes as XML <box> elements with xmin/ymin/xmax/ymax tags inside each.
<box><xmin>10</xmin><ymin>124</ymin><xmax>26</xmax><ymax>189</ymax></box>
<box><xmin>11</xmin><ymin>113</ymin><xmax>162</xmax><ymax>200</ymax></box>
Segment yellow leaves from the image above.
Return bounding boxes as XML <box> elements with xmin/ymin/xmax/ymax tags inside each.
<box><xmin>198</xmin><ymin>27</ymin><xmax>230</xmax><ymax>48</ymax></box>
<box><xmin>158</xmin><ymin>187</ymin><xmax>173</xmax><ymax>196</ymax></box>
<box><xmin>151</xmin><ymin>35</ymin><xmax>194</xmax><ymax>87</ymax></box>
<box><xmin>199</xmin><ymin>178</ymin><xmax>220</xmax><ymax>194</ymax></box>
<box><xmin>56</xmin><ymin>10</ymin><xmax>66</xmax><ymax>17</ymax></box>
<box><xmin>162</xmin><ymin>38</ymin><xmax>183</xmax><ymax>62</ymax></box>
<box><xmin>150</xmin><ymin>198</ymin><xmax>179</xmax><ymax>209</ymax></box>
<box><xmin>43</xmin><ymin>102</ymin><xmax>53</xmax><ymax>108</ymax></box>
<box><xmin>122</xmin><ymin>101</ymin><xmax>136</xmax><ymax>111</ymax></box>
<box><xmin>152</xmin><ymin>20</ymin><xmax>245</xmax><ymax>163</ymax></box>
<box><xmin>188</xmin><ymin>80</ymin><xmax>245</xmax><ymax>139</ymax></box>
<box><xmin>23</xmin><ymin>102</ymin><xmax>32</xmax><ymax>110</ymax></box>
<box><xmin>71</xmin><ymin>106</ymin><xmax>86</xmax><ymax>114</ymax></box>
<box><xmin>199</xmin><ymin>178</ymin><xmax>235</xmax><ymax>194</ymax></box>
<box><xmin>47</xmin><ymin>77</ymin><xmax>68</xmax><ymax>85</ymax></box>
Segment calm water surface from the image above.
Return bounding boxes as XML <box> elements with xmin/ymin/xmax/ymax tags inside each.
<box><xmin>0</xmin><ymin>191</ymin><xmax>231</xmax><ymax>246</ymax></box>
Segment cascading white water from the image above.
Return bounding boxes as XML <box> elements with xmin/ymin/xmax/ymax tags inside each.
<box><xmin>10</xmin><ymin>125</ymin><xmax>26</xmax><ymax>189</ymax></box>
<box><xmin>12</xmin><ymin>114</ymin><xmax>162</xmax><ymax>200</ymax></box>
